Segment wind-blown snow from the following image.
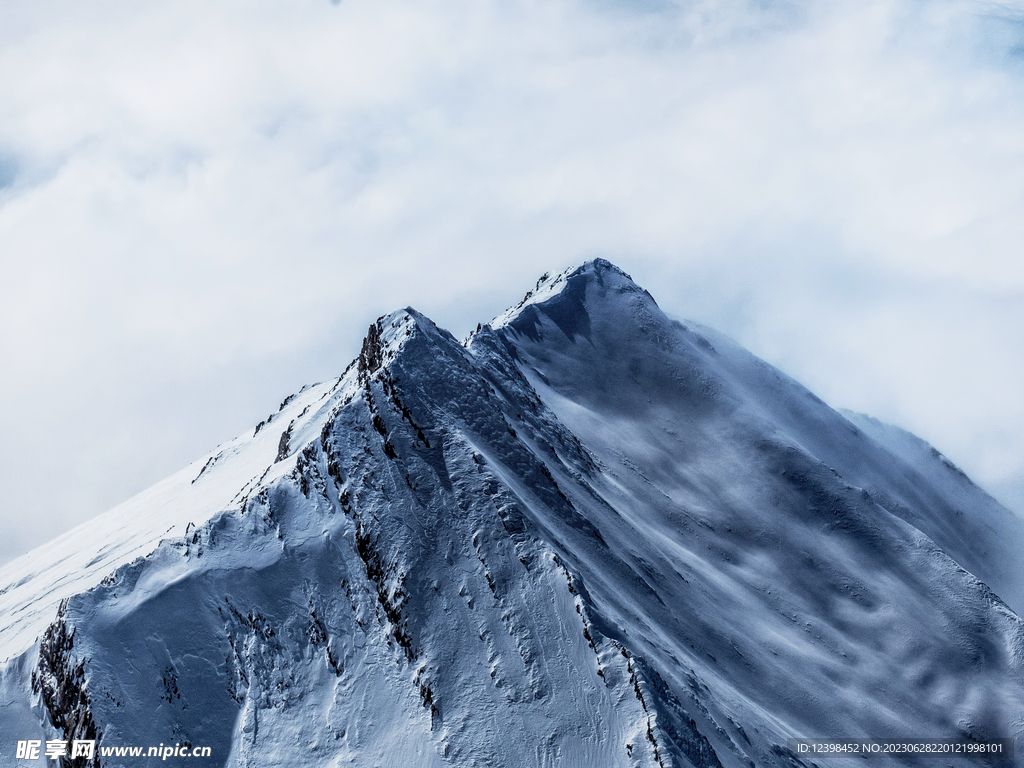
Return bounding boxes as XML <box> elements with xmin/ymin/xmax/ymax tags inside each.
<box><xmin>1</xmin><ymin>260</ymin><xmax>1021</xmax><ymax>767</ymax></box>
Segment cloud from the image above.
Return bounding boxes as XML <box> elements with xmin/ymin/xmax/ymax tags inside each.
<box><xmin>1</xmin><ymin>0</ymin><xmax>1023</xmax><ymax>564</ymax></box>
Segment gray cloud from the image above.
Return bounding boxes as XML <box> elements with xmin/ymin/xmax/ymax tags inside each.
<box><xmin>1</xmin><ymin>0</ymin><xmax>1022</xmax><ymax>564</ymax></box>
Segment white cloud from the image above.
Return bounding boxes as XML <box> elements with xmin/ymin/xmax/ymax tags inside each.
<box><xmin>1</xmin><ymin>0</ymin><xmax>1023</xmax><ymax>563</ymax></box>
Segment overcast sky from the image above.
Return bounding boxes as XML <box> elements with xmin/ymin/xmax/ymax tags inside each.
<box><xmin>1</xmin><ymin>0</ymin><xmax>1023</xmax><ymax>567</ymax></box>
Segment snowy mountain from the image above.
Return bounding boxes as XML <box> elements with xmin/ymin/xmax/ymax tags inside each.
<box><xmin>1</xmin><ymin>259</ymin><xmax>1022</xmax><ymax>767</ymax></box>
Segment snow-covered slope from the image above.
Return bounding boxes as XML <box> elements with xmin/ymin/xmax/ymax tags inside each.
<box><xmin>1</xmin><ymin>260</ymin><xmax>1022</xmax><ymax>767</ymax></box>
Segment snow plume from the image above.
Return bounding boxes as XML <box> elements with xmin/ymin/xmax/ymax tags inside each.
<box><xmin>1</xmin><ymin>0</ymin><xmax>1024</xmax><ymax>565</ymax></box>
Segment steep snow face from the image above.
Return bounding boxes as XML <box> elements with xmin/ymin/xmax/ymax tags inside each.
<box><xmin>0</xmin><ymin>372</ymin><xmax>349</xmax><ymax>663</ymax></box>
<box><xmin>1</xmin><ymin>261</ymin><xmax>1022</xmax><ymax>768</ymax></box>
<box><xmin>0</xmin><ymin>308</ymin><xmax>663</xmax><ymax>768</ymax></box>
<box><xmin>481</xmin><ymin>259</ymin><xmax>1024</xmax><ymax>759</ymax></box>
<box><xmin>493</xmin><ymin>260</ymin><xmax>1024</xmax><ymax>616</ymax></box>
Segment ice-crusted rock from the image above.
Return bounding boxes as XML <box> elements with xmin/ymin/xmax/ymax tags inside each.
<box><xmin>1</xmin><ymin>259</ymin><xmax>1022</xmax><ymax>767</ymax></box>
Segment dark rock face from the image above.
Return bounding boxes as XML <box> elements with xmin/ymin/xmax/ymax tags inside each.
<box><xmin>32</xmin><ymin>601</ymin><xmax>101</xmax><ymax>768</ymax></box>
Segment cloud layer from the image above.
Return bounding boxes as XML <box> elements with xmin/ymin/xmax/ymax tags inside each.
<box><xmin>2</xmin><ymin>0</ymin><xmax>1023</xmax><ymax>564</ymax></box>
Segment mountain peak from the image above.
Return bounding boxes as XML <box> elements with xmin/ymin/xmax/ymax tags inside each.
<box><xmin>490</xmin><ymin>259</ymin><xmax>656</xmax><ymax>345</ymax></box>
<box><xmin>2</xmin><ymin>261</ymin><xmax>1023</xmax><ymax>768</ymax></box>
<box><xmin>356</xmin><ymin>307</ymin><xmax>461</xmax><ymax>380</ymax></box>
<box><xmin>569</xmin><ymin>257</ymin><xmax>636</xmax><ymax>284</ymax></box>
